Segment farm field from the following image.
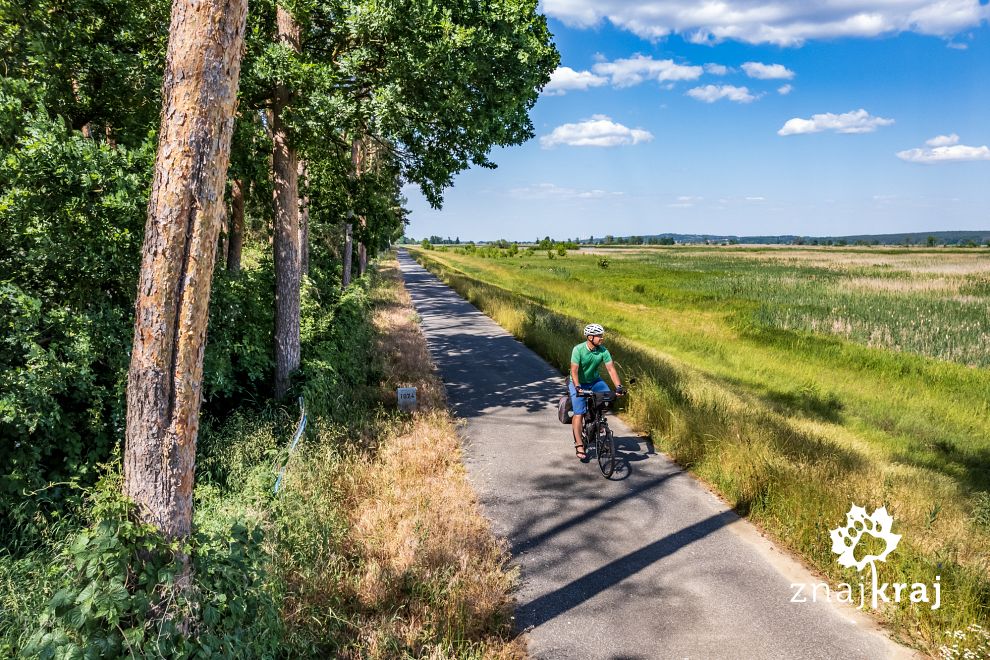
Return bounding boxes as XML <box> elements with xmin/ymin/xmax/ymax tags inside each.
<box><xmin>411</xmin><ymin>244</ymin><xmax>990</xmax><ymax>655</ymax></box>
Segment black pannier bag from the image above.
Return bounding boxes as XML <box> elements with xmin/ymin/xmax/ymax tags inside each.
<box><xmin>557</xmin><ymin>394</ymin><xmax>573</xmax><ymax>424</ymax></box>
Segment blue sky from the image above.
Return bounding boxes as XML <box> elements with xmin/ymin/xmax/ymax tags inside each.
<box><xmin>404</xmin><ymin>1</ymin><xmax>990</xmax><ymax>241</ymax></box>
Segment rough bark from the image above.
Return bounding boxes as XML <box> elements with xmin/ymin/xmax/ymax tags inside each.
<box><xmin>217</xmin><ymin>204</ymin><xmax>228</xmax><ymax>270</ymax></box>
<box><xmin>124</xmin><ymin>0</ymin><xmax>248</xmax><ymax>541</ymax></box>
<box><xmin>342</xmin><ymin>138</ymin><xmax>363</xmax><ymax>288</ymax></box>
<box><xmin>272</xmin><ymin>5</ymin><xmax>301</xmax><ymax>399</ymax></box>
<box><xmin>358</xmin><ymin>234</ymin><xmax>367</xmax><ymax>276</ymax></box>
<box><xmin>356</xmin><ymin>141</ymin><xmax>369</xmax><ymax>277</ymax></box>
<box><xmin>342</xmin><ymin>218</ymin><xmax>353</xmax><ymax>286</ymax></box>
<box><xmin>298</xmin><ymin>161</ymin><xmax>309</xmax><ymax>277</ymax></box>
<box><xmin>227</xmin><ymin>178</ymin><xmax>244</xmax><ymax>273</ymax></box>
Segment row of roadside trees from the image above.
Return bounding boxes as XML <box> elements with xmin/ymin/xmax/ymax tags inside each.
<box><xmin>1</xmin><ymin>0</ymin><xmax>556</xmax><ymax>581</ymax></box>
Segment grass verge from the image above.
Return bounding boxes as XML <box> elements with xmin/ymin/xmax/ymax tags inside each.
<box><xmin>269</xmin><ymin>255</ymin><xmax>522</xmax><ymax>657</ymax></box>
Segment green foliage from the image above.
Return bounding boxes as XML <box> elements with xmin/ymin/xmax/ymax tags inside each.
<box><xmin>291</xmin><ymin>0</ymin><xmax>559</xmax><ymax>208</ymax></box>
<box><xmin>202</xmin><ymin>263</ymin><xmax>277</xmax><ymax>410</ymax></box>
<box><xmin>972</xmin><ymin>492</ymin><xmax>990</xmax><ymax>531</ymax></box>
<box><xmin>598</xmin><ymin>257</ymin><xmax>610</xmax><ymax>269</ymax></box>
<box><xmin>0</xmin><ymin>0</ymin><xmax>169</xmax><ymax>147</ymax></box>
<box><xmin>0</xmin><ymin>114</ymin><xmax>153</xmax><ymax>534</ymax></box>
<box><xmin>299</xmin><ymin>278</ymin><xmax>379</xmax><ymax>421</ymax></box>
<box><xmin>22</xmin><ymin>476</ymin><xmax>282</xmax><ymax>658</ymax></box>
<box><xmin>3</xmin><ymin>0</ymin><xmax>558</xmax><ymax>649</ymax></box>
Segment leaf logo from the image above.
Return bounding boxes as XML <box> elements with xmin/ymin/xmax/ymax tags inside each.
<box><xmin>829</xmin><ymin>504</ymin><xmax>901</xmax><ymax>572</ymax></box>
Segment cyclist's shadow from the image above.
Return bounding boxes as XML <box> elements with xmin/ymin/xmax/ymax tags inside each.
<box><xmin>593</xmin><ymin>434</ymin><xmax>655</xmax><ymax>481</ymax></box>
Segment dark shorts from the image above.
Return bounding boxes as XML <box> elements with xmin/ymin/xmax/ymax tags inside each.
<box><xmin>568</xmin><ymin>379</ymin><xmax>610</xmax><ymax>415</ymax></box>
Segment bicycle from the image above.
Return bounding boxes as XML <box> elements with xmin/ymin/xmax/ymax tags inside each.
<box><xmin>577</xmin><ymin>389</ymin><xmax>621</xmax><ymax>478</ymax></box>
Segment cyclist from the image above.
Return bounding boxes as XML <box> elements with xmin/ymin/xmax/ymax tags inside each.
<box><xmin>570</xmin><ymin>323</ymin><xmax>624</xmax><ymax>460</ymax></box>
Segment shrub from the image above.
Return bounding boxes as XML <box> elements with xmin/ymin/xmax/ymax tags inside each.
<box><xmin>0</xmin><ymin>114</ymin><xmax>152</xmax><ymax>535</ymax></box>
<box><xmin>22</xmin><ymin>475</ymin><xmax>283</xmax><ymax>658</ymax></box>
<box><xmin>202</xmin><ymin>262</ymin><xmax>277</xmax><ymax>413</ymax></box>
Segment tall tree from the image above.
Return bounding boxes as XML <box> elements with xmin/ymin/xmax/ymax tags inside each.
<box><xmin>302</xmin><ymin>0</ymin><xmax>557</xmax><ymax>220</ymax></box>
<box><xmin>298</xmin><ymin>161</ymin><xmax>310</xmax><ymax>276</ymax></box>
<box><xmin>124</xmin><ymin>0</ymin><xmax>248</xmax><ymax>541</ymax></box>
<box><xmin>342</xmin><ymin>137</ymin><xmax>363</xmax><ymax>288</ymax></box>
<box><xmin>227</xmin><ymin>178</ymin><xmax>245</xmax><ymax>273</ymax></box>
<box><xmin>272</xmin><ymin>4</ymin><xmax>302</xmax><ymax>399</ymax></box>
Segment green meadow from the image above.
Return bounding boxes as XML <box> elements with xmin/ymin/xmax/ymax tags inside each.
<box><xmin>411</xmin><ymin>244</ymin><xmax>990</xmax><ymax>656</ymax></box>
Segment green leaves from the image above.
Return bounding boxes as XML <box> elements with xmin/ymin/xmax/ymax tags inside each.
<box><xmin>23</xmin><ymin>481</ymin><xmax>283</xmax><ymax>658</ymax></box>
<box><xmin>0</xmin><ymin>115</ymin><xmax>151</xmax><ymax>534</ymax></box>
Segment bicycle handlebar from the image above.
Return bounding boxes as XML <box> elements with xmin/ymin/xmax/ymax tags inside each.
<box><xmin>576</xmin><ymin>389</ymin><xmax>625</xmax><ymax>397</ymax></box>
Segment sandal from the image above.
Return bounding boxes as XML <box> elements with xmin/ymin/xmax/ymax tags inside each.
<box><xmin>574</xmin><ymin>443</ymin><xmax>587</xmax><ymax>460</ymax></box>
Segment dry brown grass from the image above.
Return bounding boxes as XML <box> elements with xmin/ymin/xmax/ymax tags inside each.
<box><xmin>333</xmin><ymin>256</ymin><xmax>523</xmax><ymax>659</ymax></box>
<box><xmin>582</xmin><ymin>245</ymin><xmax>990</xmax><ymax>277</ymax></box>
<box><xmin>841</xmin><ymin>276</ymin><xmax>959</xmax><ymax>294</ymax></box>
<box><xmin>372</xmin><ymin>261</ymin><xmax>447</xmax><ymax>412</ymax></box>
<box><xmin>341</xmin><ymin>411</ymin><xmax>522</xmax><ymax>658</ymax></box>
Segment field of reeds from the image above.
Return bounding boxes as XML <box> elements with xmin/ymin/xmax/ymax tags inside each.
<box><xmin>410</xmin><ymin>244</ymin><xmax>990</xmax><ymax>657</ymax></box>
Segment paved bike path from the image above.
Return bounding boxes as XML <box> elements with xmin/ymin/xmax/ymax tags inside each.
<box><xmin>397</xmin><ymin>251</ymin><xmax>914</xmax><ymax>660</ymax></box>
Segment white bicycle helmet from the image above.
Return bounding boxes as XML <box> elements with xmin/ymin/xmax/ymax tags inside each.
<box><xmin>584</xmin><ymin>323</ymin><xmax>605</xmax><ymax>337</ymax></box>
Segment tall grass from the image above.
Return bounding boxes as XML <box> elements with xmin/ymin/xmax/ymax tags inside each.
<box><xmin>263</xmin><ymin>257</ymin><xmax>521</xmax><ymax>658</ymax></box>
<box><xmin>412</xmin><ymin>246</ymin><xmax>990</xmax><ymax>657</ymax></box>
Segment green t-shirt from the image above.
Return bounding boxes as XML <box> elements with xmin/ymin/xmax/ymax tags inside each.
<box><xmin>571</xmin><ymin>342</ymin><xmax>612</xmax><ymax>384</ymax></box>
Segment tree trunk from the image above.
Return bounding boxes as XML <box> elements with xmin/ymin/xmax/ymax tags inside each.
<box><xmin>298</xmin><ymin>161</ymin><xmax>309</xmax><ymax>277</ymax></box>
<box><xmin>227</xmin><ymin>178</ymin><xmax>244</xmax><ymax>273</ymax></box>
<box><xmin>272</xmin><ymin>5</ymin><xmax>301</xmax><ymax>400</ymax></box>
<box><xmin>357</xmin><ymin>138</ymin><xmax>376</xmax><ymax>276</ymax></box>
<box><xmin>217</xmin><ymin>203</ymin><xmax>229</xmax><ymax>270</ymax></box>
<box><xmin>124</xmin><ymin>0</ymin><xmax>247</xmax><ymax>542</ymax></box>
<box><xmin>342</xmin><ymin>217</ymin><xmax>353</xmax><ymax>287</ymax></box>
<box><xmin>343</xmin><ymin>138</ymin><xmax>363</xmax><ymax>288</ymax></box>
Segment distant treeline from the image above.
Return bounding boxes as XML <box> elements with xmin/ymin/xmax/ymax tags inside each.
<box><xmin>402</xmin><ymin>230</ymin><xmax>990</xmax><ymax>247</ymax></box>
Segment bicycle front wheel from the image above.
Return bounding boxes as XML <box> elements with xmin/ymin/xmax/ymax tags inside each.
<box><xmin>597</xmin><ymin>426</ymin><xmax>616</xmax><ymax>478</ymax></box>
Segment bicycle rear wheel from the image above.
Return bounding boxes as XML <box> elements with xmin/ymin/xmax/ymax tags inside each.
<box><xmin>597</xmin><ymin>426</ymin><xmax>616</xmax><ymax>477</ymax></box>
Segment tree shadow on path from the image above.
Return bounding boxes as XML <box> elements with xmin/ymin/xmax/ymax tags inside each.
<box><xmin>517</xmin><ymin>509</ymin><xmax>737</xmax><ymax>630</ymax></box>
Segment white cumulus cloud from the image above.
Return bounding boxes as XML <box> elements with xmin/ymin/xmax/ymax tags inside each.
<box><xmin>509</xmin><ymin>183</ymin><xmax>624</xmax><ymax>199</ymax></box>
<box><xmin>742</xmin><ymin>62</ymin><xmax>795</xmax><ymax>79</ymax></box>
<box><xmin>592</xmin><ymin>55</ymin><xmax>703</xmax><ymax>87</ymax></box>
<box><xmin>540</xmin><ymin>115</ymin><xmax>654</xmax><ymax>148</ymax></box>
<box><xmin>897</xmin><ymin>135</ymin><xmax>990</xmax><ymax>163</ymax></box>
<box><xmin>926</xmin><ymin>133</ymin><xmax>960</xmax><ymax>147</ymax></box>
<box><xmin>777</xmin><ymin>84</ymin><xmax>793</xmax><ymax>95</ymax></box>
<box><xmin>778</xmin><ymin>109</ymin><xmax>894</xmax><ymax>135</ymax></box>
<box><xmin>543</xmin><ymin>66</ymin><xmax>608</xmax><ymax>96</ymax></box>
<box><xmin>540</xmin><ymin>0</ymin><xmax>990</xmax><ymax>46</ymax></box>
<box><xmin>704</xmin><ymin>63</ymin><xmax>730</xmax><ymax>75</ymax></box>
<box><xmin>687</xmin><ymin>85</ymin><xmax>758</xmax><ymax>103</ymax></box>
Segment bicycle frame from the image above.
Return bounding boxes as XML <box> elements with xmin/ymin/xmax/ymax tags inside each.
<box><xmin>580</xmin><ymin>391</ymin><xmax>613</xmax><ymax>434</ymax></box>
<box><xmin>579</xmin><ymin>390</ymin><xmax>617</xmax><ymax>477</ymax></box>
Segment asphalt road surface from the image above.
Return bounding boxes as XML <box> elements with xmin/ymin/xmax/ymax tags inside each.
<box><xmin>397</xmin><ymin>251</ymin><xmax>916</xmax><ymax>660</ymax></box>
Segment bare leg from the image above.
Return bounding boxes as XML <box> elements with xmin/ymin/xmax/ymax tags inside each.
<box><xmin>572</xmin><ymin>413</ymin><xmax>585</xmax><ymax>457</ymax></box>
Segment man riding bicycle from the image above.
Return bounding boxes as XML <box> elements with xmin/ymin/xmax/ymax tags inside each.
<box><xmin>570</xmin><ymin>323</ymin><xmax>623</xmax><ymax>460</ymax></box>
